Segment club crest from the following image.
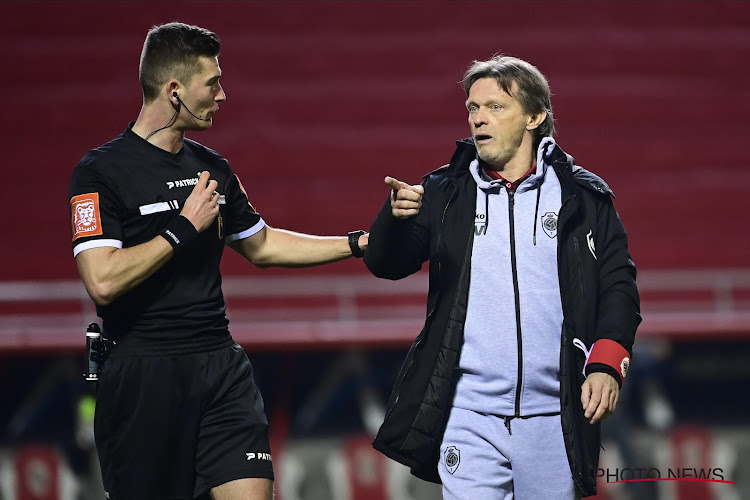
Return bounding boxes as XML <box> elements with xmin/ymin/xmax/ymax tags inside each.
<box><xmin>444</xmin><ymin>446</ymin><xmax>460</xmax><ymax>475</ymax></box>
<box><xmin>621</xmin><ymin>357</ymin><xmax>630</xmax><ymax>379</ymax></box>
<box><xmin>541</xmin><ymin>212</ymin><xmax>558</xmax><ymax>239</ymax></box>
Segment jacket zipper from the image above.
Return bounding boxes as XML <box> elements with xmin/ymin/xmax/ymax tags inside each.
<box><xmin>508</xmin><ymin>190</ymin><xmax>523</xmax><ymax>431</ymax></box>
<box><xmin>573</xmin><ymin>236</ymin><xmax>586</xmax><ymax>297</ymax></box>
<box><xmin>435</xmin><ymin>183</ymin><xmax>458</xmax><ymax>276</ymax></box>
<box><xmin>385</xmin><ymin>182</ymin><xmax>457</xmax><ymax>421</ymax></box>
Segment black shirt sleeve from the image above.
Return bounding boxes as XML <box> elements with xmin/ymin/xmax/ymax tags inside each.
<box><xmin>69</xmin><ymin>160</ymin><xmax>124</xmax><ymax>255</ymax></box>
<box><xmin>223</xmin><ymin>171</ymin><xmax>264</xmax><ymax>242</ymax></box>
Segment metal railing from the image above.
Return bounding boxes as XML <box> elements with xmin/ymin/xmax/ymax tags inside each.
<box><xmin>0</xmin><ymin>269</ymin><xmax>749</xmax><ymax>351</ymax></box>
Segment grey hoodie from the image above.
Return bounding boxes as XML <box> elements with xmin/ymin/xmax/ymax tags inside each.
<box><xmin>452</xmin><ymin>138</ymin><xmax>565</xmax><ymax>417</ymax></box>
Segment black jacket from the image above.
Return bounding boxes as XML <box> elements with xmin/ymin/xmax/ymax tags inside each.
<box><xmin>364</xmin><ymin>139</ymin><xmax>640</xmax><ymax>497</ymax></box>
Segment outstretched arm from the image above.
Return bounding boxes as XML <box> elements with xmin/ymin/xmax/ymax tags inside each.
<box><xmin>229</xmin><ymin>226</ymin><xmax>368</xmax><ymax>268</ymax></box>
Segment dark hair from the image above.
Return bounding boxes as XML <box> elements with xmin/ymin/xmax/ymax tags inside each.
<box><xmin>139</xmin><ymin>22</ymin><xmax>221</xmax><ymax>103</ymax></box>
<box><xmin>463</xmin><ymin>56</ymin><xmax>555</xmax><ymax>146</ymax></box>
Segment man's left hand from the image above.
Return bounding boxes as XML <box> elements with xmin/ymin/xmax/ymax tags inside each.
<box><xmin>581</xmin><ymin>372</ymin><xmax>619</xmax><ymax>424</ymax></box>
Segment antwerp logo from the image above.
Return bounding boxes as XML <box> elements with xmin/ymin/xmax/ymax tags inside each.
<box><xmin>71</xmin><ymin>193</ymin><xmax>103</xmax><ymax>241</ymax></box>
<box><xmin>541</xmin><ymin>212</ymin><xmax>558</xmax><ymax>238</ymax></box>
<box><xmin>444</xmin><ymin>446</ymin><xmax>460</xmax><ymax>475</ymax></box>
<box><xmin>621</xmin><ymin>357</ymin><xmax>630</xmax><ymax>379</ymax></box>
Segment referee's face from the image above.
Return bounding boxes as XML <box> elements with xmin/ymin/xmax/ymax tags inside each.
<box><xmin>180</xmin><ymin>56</ymin><xmax>226</xmax><ymax>131</ymax></box>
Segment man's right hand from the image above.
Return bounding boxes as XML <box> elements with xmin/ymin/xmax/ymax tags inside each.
<box><xmin>385</xmin><ymin>176</ymin><xmax>424</xmax><ymax>219</ymax></box>
<box><xmin>180</xmin><ymin>171</ymin><xmax>220</xmax><ymax>232</ymax></box>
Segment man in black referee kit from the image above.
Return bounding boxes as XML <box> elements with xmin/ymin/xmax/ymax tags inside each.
<box><xmin>69</xmin><ymin>22</ymin><xmax>368</xmax><ymax>500</ymax></box>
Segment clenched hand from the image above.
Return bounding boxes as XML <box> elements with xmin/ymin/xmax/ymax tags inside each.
<box><xmin>180</xmin><ymin>171</ymin><xmax>220</xmax><ymax>232</ymax></box>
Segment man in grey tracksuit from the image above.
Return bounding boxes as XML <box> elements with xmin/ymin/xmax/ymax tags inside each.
<box><xmin>364</xmin><ymin>56</ymin><xmax>640</xmax><ymax>498</ymax></box>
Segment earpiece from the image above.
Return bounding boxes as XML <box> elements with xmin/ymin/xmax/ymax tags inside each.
<box><xmin>170</xmin><ymin>90</ymin><xmax>211</xmax><ymax>122</ymax></box>
<box><xmin>146</xmin><ymin>87</ymin><xmax>210</xmax><ymax>140</ymax></box>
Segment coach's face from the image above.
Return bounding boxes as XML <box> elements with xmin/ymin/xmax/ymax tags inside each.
<box><xmin>467</xmin><ymin>77</ymin><xmax>538</xmax><ymax>169</ymax></box>
<box><xmin>180</xmin><ymin>56</ymin><xmax>226</xmax><ymax>130</ymax></box>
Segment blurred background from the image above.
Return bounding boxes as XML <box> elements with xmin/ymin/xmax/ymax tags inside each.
<box><xmin>1</xmin><ymin>1</ymin><xmax>749</xmax><ymax>499</ymax></box>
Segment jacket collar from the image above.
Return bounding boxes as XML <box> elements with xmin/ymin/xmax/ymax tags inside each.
<box><xmin>435</xmin><ymin>136</ymin><xmax>615</xmax><ymax>198</ymax></box>
<box><xmin>434</xmin><ymin>137</ymin><xmax>567</xmax><ymax>180</ymax></box>
<box><xmin>422</xmin><ymin>138</ymin><xmax>476</xmax><ymax>180</ymax></box>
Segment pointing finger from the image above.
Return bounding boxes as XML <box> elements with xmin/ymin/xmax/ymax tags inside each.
<box><xmin>385</xmin><ymin>176</ymin><xmax>424</xmax><ymax>195</ymax></box>
<box><xmin>384</xmin><ymin>176</ymin><xmax>409</xmax><ymax>191</ymax></box>
<box><xmin>385</xmin><ymin>176</ymin><xmax>424</xmax><ymax>202</ymax></box>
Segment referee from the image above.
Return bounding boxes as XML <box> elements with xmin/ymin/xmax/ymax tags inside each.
<box><xmin>69</xmin><ymin>22</ymin><xmax>367</xmax><ymax>500</ymax></box>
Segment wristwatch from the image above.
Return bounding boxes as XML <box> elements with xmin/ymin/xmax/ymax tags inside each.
<box><xmin>348</xmin><ymin>230</ymin><xmax>366</xmax><ymax>258</ymax></box>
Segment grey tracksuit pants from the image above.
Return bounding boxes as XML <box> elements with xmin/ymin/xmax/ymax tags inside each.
<box><xmin>439</xmin><ymin>407</ymin><xmax>579</xmax><ymax>500</ymax></box>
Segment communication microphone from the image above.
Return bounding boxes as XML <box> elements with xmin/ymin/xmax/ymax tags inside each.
<box><xmin>172</xmin><ymin>91</ymin><xmax>211</xmax><ymax>122</ymax></box>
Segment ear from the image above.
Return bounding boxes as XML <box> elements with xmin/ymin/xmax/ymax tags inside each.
<box><xmin>166</xmin><ymin>80</ymin><xmax>181</xmax><ymax>105</ymax></box>
<box><xmin>526</xmin><ymin>111</ymin><xmax>547</xmax><ymax>131</ymax></box>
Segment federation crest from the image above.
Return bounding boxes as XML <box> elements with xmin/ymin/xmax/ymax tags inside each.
<box><xmin>444</xmin><ymin>446</ymin><xmax>460</xmax><ymax>475</ymax></box>
<box><xmin>541</xmin><ymin>212</ymin><xmax>558</xmax><ymax>239</ymax></box>
<box><xmin>75</xmin><ymin>201</ymin><xmax>96</xmax><ymax>230</ymax></box>
<box><xmin>70</xmin><ymin>193</ymin><xmax>103</xmax><ymax>241</ymax></box>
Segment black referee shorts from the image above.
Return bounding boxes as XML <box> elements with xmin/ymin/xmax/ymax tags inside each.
<box><xmin>94</xmin><ymin>342</ymin><xmax>273</xmax><ymax>499</ymax></box>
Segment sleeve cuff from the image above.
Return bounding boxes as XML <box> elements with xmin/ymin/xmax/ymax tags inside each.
<box><xmin>225</xmin><ymin>219</ymin><xmax>265</xmax><ymax>243</ymax></box>
<box><xmin>73</xmin><ymin>239</ymin><xmax>123</xmax><ymax>257</ymax></box>
<box><xmin>584</xmin><ymin>339</ymin><xmax>631</xmax><ymax>385</ymax></box>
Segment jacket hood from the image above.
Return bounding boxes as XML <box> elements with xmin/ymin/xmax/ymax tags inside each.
<box><xmin>469</xmin><ymin>137</ymin><xmax>564</xmax><ymax>193</ymax></box>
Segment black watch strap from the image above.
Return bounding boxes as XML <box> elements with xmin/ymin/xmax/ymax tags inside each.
<box><xmin>348</xmin><ymin>230</ymin><xmax>365</xmax><ymax>258</ymax></box>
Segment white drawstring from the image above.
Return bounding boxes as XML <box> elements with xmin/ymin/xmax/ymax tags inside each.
<box><xmin>572</xmin><ymin>338</ymin><xmax>591</xmax><ymax>376</ymax></box>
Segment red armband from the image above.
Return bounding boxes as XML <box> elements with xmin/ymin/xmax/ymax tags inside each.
<box><xmin>586</xmin><ymin>339</ymin><xmax>630</xmax><ymax>385</ymax></box>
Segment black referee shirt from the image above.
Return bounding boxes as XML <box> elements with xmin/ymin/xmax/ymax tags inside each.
<box><xmin>69</xmin><ymin>124</ymin><xmax>264</xmax><ymax>352</ymax></box>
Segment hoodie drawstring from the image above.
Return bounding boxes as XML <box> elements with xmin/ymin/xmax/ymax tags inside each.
<box><xmin>533</xmin><ymin>176</ymin><xmax>542</xmax><ymax>246</ymax></box>
<box><xmin>485</xmin><ymin>190</ymin><xmax>489</xmax><ymax>232</ymax></box>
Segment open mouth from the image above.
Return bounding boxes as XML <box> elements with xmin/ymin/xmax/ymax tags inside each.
<box><xmin>475</xmin><ymin>134</ymin><xmax>492</xmax><ymax>143</ymax></box>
